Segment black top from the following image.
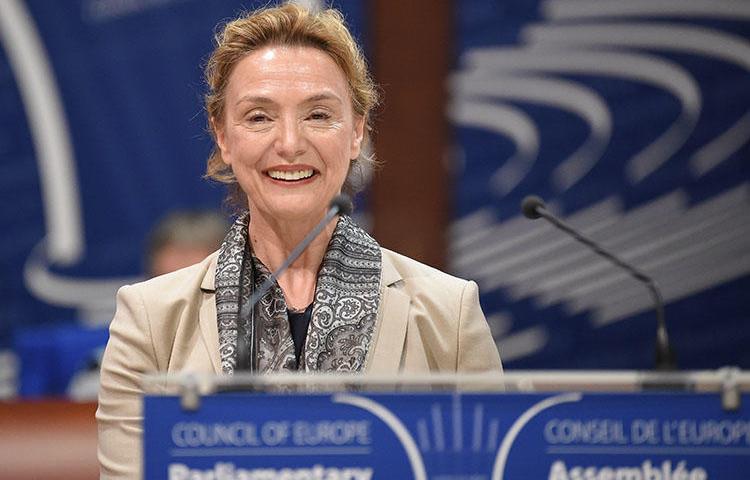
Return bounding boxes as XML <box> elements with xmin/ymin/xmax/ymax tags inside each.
<box><xmin>287</xmin><ymin>303</ymin><xmax>313</xmax><ymax>367</ymax></box>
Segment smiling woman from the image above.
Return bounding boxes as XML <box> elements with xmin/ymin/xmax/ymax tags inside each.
<box><xmin>204</xmin><ymin>4</ymin><xmax>378</xmax><ymax>208</ymax></box>
<box><xmin>214</xmin><ymin>45</ymin><xmax>362</xmax><ymax>230</ymax></box>
<box><xmin>96</xmin><ymin>3</ymin><xmax>502</xmax><ymax>478</ymax></box>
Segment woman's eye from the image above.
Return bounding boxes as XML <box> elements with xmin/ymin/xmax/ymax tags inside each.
<box><xmin>246</xmin><ymin>113</ymin><xmax>269</xmax><ymax>123</ymax></box>
<box><xmin>309</xmin><ymin>111</ymin><xmax>331</xmax><ymax>121</ymax></box>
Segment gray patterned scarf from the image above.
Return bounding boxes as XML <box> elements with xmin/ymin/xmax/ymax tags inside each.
<box><xmin>215</xmin><ymin>212</ymin><xmax>382</xmax><ymax>374</ymax></box>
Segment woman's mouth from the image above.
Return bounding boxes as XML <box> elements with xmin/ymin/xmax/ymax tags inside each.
<box><xmin>266</xmin><ymin>169</ymin><xmax>315</xmax><ymax>182</ymax></box>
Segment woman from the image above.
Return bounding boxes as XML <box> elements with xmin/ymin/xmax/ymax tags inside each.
<box><xmin>97</xmin><ymin>3</ymin><xmax>501</xmax><ymax>478</ymax></box>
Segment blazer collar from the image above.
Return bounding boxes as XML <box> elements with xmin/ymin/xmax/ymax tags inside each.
<box><xmin>200</xmin><ymin>252</ymin><xmax>219</xmax><ymax>292</ymax></box>
<box><xmin>197</xmin><ymin>248</ymin><xmax>411</xmax><ymax>375</ymax></box>
<box><xmin>381</xmin><ymin>250</ymin><xmax>402</xmax><ymax>288</ymax></box>
<box><xmin>365</xmin><ymin>249</ymin><xmax>411</xmax><ymax>374</ymax></box>
<box><xmin>198</xmin><ymin>252</ymin><xmax>220</xmax><ymax>373</ymax></box>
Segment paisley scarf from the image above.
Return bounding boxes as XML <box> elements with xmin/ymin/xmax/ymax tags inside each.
<box><xmin>214</xmin><ymin>213</ymin><xmax>382</xmax><ymax>374</ymax></box>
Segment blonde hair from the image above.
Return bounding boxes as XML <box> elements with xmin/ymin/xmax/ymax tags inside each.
<box><xmin>204</xmin><ymin>3</ymin><xmax>379</xmax><ymax>209</ymax></box>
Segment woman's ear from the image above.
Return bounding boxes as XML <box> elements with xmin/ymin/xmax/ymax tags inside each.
<box><xmin>211</xmin><ymin>116</ymin><xmax>230</xmax><ymax>164</ymax></box>
<box><xmin>350</xmin><ymin>115</ymin><xmax>365</xmax><ymax>159</ymax></box>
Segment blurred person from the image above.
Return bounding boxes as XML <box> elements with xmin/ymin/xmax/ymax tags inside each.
<box><xmin>65</xmin><ymin>211</ymin><xmax>228</xmax><ymax>401</ymax></box>
<box><xmin>0</xmin><ymin>349</ymin><xmax>18</xmax><ymax>399</ymax></box>
<box><xmin>145</xmin><ymin>210</ymin><xmax>229</xmax><ymax>278</ymax></box>
<box><xmin>97</xmin><ymin>3</ymin><xmax>502</xmax><ymax>477</ymax></box>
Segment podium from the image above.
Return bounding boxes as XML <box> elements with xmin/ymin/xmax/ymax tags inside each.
<box><xmin>142</xmin><ymin>370</ymin><xmax>750</xmax><ymax>479</ymax></box>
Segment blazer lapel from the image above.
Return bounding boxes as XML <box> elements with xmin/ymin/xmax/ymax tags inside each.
<box><xmin>366</xmin><ymin>251</ymin><xmax>410</xmax><ymax>374</ymax></box>
<box><xmin>199</xmin><ymin>254</ymin><xmax>221</xmax><ymax>374</ymax></box>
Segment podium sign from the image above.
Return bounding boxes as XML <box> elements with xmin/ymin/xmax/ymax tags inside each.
<box><xmin>144</xmin><ymin>391</ymin><xmax>750</xmax><ymax>479</ymax></box>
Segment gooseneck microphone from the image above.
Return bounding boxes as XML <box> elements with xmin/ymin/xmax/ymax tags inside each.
<box><xmin>521</xmin><ymin>195</ymin><xmax>677</xmax><ymax>371</ymax></box>
<box><xmin>236</xmin><ymin>194</ymin><xmax>353</xmax><ymax>372</ymax></box>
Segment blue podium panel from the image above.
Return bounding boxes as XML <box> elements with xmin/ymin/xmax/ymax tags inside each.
<box><xmin>144</xmin><ymin>392</ymin><xmax>750</xmax><ymax>479</ymax></box>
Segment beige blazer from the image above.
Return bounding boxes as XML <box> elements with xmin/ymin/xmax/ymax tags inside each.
<box><xmin>96</xmin><ymin>247</ymin><xmax>502</xmax><ymax>478</ymax></box>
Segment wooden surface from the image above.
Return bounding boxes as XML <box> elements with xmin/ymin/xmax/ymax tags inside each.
<box><xmin>0</xmin><ymin>401</ymin><xmax>98</xmax><ymax>480</ymax></box>
<box><xmin>369</xmin><ymin>0</ymin><xmax>453</xmax><ymax>270</ymax></box>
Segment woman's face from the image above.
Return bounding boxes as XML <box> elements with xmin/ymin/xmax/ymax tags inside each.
<box><xmin>215</xmin><ymin>45</ymin><xmax>364</xmax><ymax>223</ymax></box>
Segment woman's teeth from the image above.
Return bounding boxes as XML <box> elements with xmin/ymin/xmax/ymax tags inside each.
<box><xmin>267</xmin><ymin>169</ymin><xmax>314</xmax><ymax>181</ymax></box>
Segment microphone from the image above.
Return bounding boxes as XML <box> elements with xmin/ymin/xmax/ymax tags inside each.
<box><xmin>329</xmin><ymin>194</ymin><xmax>353</xmax><ymax>217</ymax></box>
<box><xmin>236</xmin><ymin>194</ymin><xmax>353</xmax><ymax>371</ymax></box>
<box><xmin>521</xmin><ymin>195</ymin><xmax>677</xmax><ymax>371</ymax></box>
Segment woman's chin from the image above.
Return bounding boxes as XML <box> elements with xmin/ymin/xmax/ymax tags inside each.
<box><xmin>251</xmin><ymin>202</ymin><xmax>329</xmax><ymax>226</ymax></box>
<box><xmin>247</xmin><ymin>185</ymin><xmax>341</xmax><ymax>223</ymax></box>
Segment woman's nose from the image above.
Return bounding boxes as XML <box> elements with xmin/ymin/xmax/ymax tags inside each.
<box><xmin>274</xmin><ymin>117</ymin><xmax>306</xmax><ymax>160</ymax></box>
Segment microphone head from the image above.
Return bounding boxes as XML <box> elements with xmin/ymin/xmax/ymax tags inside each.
<box><xmin>330</xmin><ymin>194</ymin><xmax>353</xmax><ymax>216</ymax></box>
<box><xmin>521</xmin><ymin>195</ymin><xmax>546</xmax><ymax>219</ymax></box>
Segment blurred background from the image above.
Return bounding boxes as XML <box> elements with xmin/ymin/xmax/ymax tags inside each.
<box><xmin>0</xmin><ymin>0</ymin><xmax>748</xmax><ymax>477</ymax></box>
